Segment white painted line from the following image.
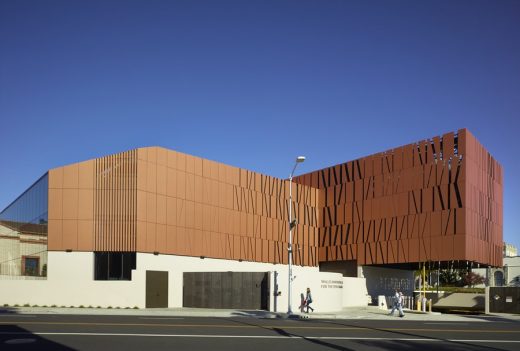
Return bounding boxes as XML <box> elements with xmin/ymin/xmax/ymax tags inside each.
<box><xmin>139</xmin><ymin>318</ymin><xmax>185</xmax><ymax>320</ymax></box>
<box><xmin>424</xmin><ymin>323</ymin><xmax>468</xmax><ymax>325</ymax></box>
<box><xmin>454</xmin><ymin>340</ymin><xmax>520</xmax><ymax>343</ymax></box>
<box><xmin>0</xmin><ymin>332</ymin><xmax>519</xmax><ymax>343</ymax></box>
<box><xmin>0</xmin><ymin>315</ymin><xmax>37</xmax><ymax>318</ymax></box>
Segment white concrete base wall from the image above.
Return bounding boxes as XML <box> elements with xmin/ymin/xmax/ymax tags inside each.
<box><xmin>133</xmin><ymin>253</ymin><xmax>345</xmax><ymax>312</ymax></box>
<box><xmin>342</xmin><ymin>277</ymin><xmax>368</xmax><ymax>307</ymax></box>
<box><xmin>0</xmin><ymin>252</ymin><xmax>346</xmax><ymax>312</ymax></box>
<box><xmin>0</xmin><ymin>252</ymin><xmax>143</xmax><ymax>308</ymax></box>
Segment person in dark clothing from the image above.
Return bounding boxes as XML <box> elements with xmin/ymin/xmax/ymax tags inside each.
<box><xmin>305</xmin><ymin>287</ymin><xmax>314</xmax><ymax>313</ymax></box>
<box><xmin>388</xmin><ymin>289</ymin><xmax>400</xmax><ymax>316</ymax></box>
<box><xmin>298</xmin><ymin>293</ymin><xmax>306</xmax><ymax>313</ymax></box>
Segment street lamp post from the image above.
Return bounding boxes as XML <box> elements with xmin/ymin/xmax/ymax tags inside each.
<box><xmin>288</xmin><ymin>156</ymin><xmax>305</xmax><ymax>315</ymax></box>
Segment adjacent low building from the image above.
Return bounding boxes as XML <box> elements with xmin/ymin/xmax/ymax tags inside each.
<box><xmin>0</xmin><ymin>128</ymin><xmax>503</xmax><ymax>310</ymax></box>
<box><xmin>504</xmin><ymin>243</ymin><xmax>518</xmax><ymax>257</ymax></box>
<box><xmin>474</xmin><ymin>256</ymin><xmax>520</xmax><ymax>287</ymax></box>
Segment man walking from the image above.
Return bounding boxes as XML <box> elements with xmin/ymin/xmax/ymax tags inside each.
<box><xmin>388</xmin><ymin>289</ymin><xmax>405</xmax><ymax>317</ymax></box>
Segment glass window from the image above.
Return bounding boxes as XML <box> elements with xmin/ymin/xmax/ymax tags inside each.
<box><xmin>0</xmin><ymin>173</ymin><xmax>48</xmax><ymax>278</ymax></box>
<box><xmin>94</xmin><ymin>252</ymin><xmax>136</xmax><ymax>280</ymax></box>
<box><xmin>23</xmin><ymin>256</ymin><xmax>40</xmax><ymax>276</ymax></box>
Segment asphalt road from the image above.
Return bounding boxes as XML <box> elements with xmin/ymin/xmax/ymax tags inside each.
<box><xmin>1</xmin><ymin>314</ymin><xmax>519</xmax><ymax>351</ymax></box>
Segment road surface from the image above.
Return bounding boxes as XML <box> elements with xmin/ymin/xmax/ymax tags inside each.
<box><xmin>1</xmin><ymin>313</ymin><xmax>519</xmax><ymax>350</ymax></box>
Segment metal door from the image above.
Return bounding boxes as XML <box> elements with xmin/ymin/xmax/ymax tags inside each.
<box><xmin>146</xmin><ymin>270</ymin><xmax>168</xmax><ymax>308</ymax></box>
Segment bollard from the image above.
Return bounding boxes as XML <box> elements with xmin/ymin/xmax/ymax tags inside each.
<box><xmin>422</xmin><ymin>296</ymin><xmax>427</xmax><ymax>312</ymax></box>
<box><xmin>378</xmin><ymin>296</ymin><xmax>386</xmax><ymax>310</ymax></box>
<box><xmin>428</xmin><ymin>299</ymin><xmax>432</xmax><ymax>313</ymax></box>
<box><xmin>417</xmin><ymin>299</ymin><xmax>421</xmax><ymax>311</ymax></box>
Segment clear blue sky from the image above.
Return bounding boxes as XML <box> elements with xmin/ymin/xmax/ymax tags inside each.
<box><xmin>1</xmin><ymin>1</ymin><xmax>519</xmax><ymax>251</ymax></box>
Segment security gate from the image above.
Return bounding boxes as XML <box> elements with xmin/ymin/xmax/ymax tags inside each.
<box><xmin>146</xmin><ymin>270</ymin><xmax>168</xmax><ymax>308</ymax></box>
<box><xmin>489</xmin><ymin>287</ymin><xmax>520</xmax><ymax>314</ymax></box>
<box><xmin>183</xmin><ymin>272</ymin><xmax>269</xmax><ymax>310</ymax></box>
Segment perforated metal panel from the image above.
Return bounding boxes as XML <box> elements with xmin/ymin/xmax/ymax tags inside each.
<box><xmin>183</xmin><ymin>272</ymin><xmax>269</xmax><ymax>310</ymax></box>
<box><xmin>489</xmin><ymin>287</ymin><xmax>520</xmax><ymax>314</ymax></box>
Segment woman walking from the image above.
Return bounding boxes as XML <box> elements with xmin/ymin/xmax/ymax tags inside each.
<box><xmin>305</xmin><ymin>287</ymin><xmax>314</xmax><ymax>313</ymax></box>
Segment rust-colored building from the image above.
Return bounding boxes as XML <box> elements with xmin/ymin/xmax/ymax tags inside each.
<box><xmin>0</xmin><ymin>128</ymin><xmax>502</xmax><ymax>309</ymax></box>
<box><xmin>46</xmin><ymin>146</ymin><xmax>321</xmax><ymax>267</ymax></box>
<box><xmin>1</xmin><ymin>128</ymin><xmax>503</xmax><ymax>275</ymax></box>
<box><xmin>295</xmin><ymin>128</ymin><xmax>503</xmax><ymax>269</ymax></box>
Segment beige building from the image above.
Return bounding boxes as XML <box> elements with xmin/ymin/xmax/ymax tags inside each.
<box><xmin>0</xmin><ymin>222</ymin><xmax>47</xmax><ymax>278</ymax></box>
<box><xmin>504</xmin><ymin>243</ymin><xmax>518</xmax><ymax>257</ymax></box>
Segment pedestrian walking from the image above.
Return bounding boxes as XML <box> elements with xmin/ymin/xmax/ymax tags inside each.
<box><xmin>388</xmin><ymin>289</ymin><xmax>405</xmax><ymax>317</ymax></box>
<box><xmin>305</xmin><ymin>287</ymin><xmax>314</xmax><ymax>313</ymax></box>
<box><xmin>388</xmin><ymin>289</ymin><xmax>399</xmax><ymax>316</ymax></box>
<box><xmin>298</xmin><ymin>293</ymin><xmax>306</xmax><ymax>313</ymax></box>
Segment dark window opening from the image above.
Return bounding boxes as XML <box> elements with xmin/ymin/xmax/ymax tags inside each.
<box><xmin>23</xmin><ymin>256</ymin><xmax>40</xmax><ymax>276</ymax></box>
<box><xmin>94</xmin><ymin>252</ymin><xmax>136</xmax><ymax>280</ymax></box>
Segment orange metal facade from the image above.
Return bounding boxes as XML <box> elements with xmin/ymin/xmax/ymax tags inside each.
<box><xmin>46</xmin><ymin>128</ymin><xmax>502</xmax><ymax>268</ymax></box>
<box><xmin>294</xmin><ymin>128</ymin><xmax>503</xmax><ymax>268</ymax></box>
<box><xmin>48</xmin><ymin>147</ymin><xmax>321</xmax><ymax>266</ymax></box>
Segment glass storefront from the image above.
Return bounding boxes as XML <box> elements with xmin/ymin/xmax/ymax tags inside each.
<box><xmin>0</xmin><ymin>173</ymin><xmax>48</xmax><ymax>279</ymax></box>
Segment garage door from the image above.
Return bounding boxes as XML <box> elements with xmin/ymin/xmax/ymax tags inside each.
<box><xmin>183</xmin><ymin>272</ymin><xmax>269</xmax><ymax>310</ymax></box>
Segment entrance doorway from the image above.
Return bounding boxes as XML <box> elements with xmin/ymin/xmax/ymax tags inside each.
<box><xmin>146</xmin><ymin>270</ymin><xmax>168</xmax><ymax>308</ymax></box>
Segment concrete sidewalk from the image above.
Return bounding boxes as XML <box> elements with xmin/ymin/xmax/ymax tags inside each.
<box><xmin>1</xmin><ymin>305</ymin><xmax>519</xmax><ymax>322</ymax></box>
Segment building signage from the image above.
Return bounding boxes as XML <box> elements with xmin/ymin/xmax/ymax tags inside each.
<box><xmin>321</xmin><ymin>279</ymin><xmax>343</xmax><ymax>289</ymax></box>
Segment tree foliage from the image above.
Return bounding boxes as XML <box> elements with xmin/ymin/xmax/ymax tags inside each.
<box><xmin>439</xmin><ymin>269</ymin><xmax>464</xmax><ymax>286</ymax></box>
<box><xmin>463</xmin><ymin>272</ymin><xmax>486</xmax><ymax>287</ymax></box>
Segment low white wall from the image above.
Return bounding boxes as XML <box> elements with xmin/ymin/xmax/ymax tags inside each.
<box><xmin>292</xmin><ymin>271</ymin><xmax>344</xmax><ymax>312</ymax></box>
<box><xmin>0</xmin><ymin>251</ymin><xmax>345</xmax><ymax>312</ymax></box>
<box><xmin>342</xmin><ymin>277</ymin><xmax>368</xmax><ymax>307</ymax></box>
<box><xmin>0</xmin><ymin>252</ymin><xmax>143</xmax><ymax>308</ymax></box>
<box><xmin>139</xmin><ymin>253</ymin><xmax>344</xmax><ymax>312</ymax></box>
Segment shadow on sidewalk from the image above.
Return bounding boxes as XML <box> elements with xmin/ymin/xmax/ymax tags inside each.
<box><xmin>0</xmin><ymin>325</ymin><xmax>74</xmax><ymax>350</ymax></box>
<box><xmin>301</xmin><ymin>319</ymin><xmax>506</xmax><ymax>351</ymax></box>
<box><xmin>0</xmin><ymin>307</ymin><xmax>20</xmax><ymax>315</ymax></box>
<box><xmin>231</xmin><ymin>310</ymin><xmax>281</xmax><ymax>318</ymax></box>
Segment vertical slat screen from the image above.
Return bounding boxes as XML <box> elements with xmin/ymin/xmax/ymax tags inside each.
<box><xmin>94</xmin><ymin>150</ymin><xmax>137</xmax><ymax>251</ymax></box>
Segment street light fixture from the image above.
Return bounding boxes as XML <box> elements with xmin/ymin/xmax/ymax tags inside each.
<box><xmin>288</xmin><ymin>155</ymin><xmax>305</xmax><ymax>315</ymax></box>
